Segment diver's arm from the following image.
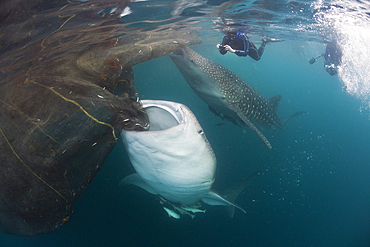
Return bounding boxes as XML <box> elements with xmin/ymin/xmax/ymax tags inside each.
<box><xmin>235</xmin><ymin>50</ymin><xmax>248</xmax><ymax>56</ymax></box>
<box><xmin>224</xmin><ymin>45</ymin><xmax>235</xmax><ymax>53</ymax></box>
<box><xmin>224</xmin><ymin>44</ymin><xmax>247</xmax><ymax>56</ymax></box>
<box><xmin>309</xmin><ymin>54</ymin><xmax>324</xmax><ymax>64</ymax></box>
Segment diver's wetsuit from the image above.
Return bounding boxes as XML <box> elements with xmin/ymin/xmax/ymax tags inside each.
<box><xmin>324</xmin><ymin>42</ymin><xmax>342</xmax><ymax>75</ymax></box>
<box><xmin>309</xmin><ymin>41</ymin><xmax>342</xmax><ymax>76</ymax></box>
<box><xmin>219</xmin><ymin>32</ymin><xmax>266</xmax><ymax>61</ymax></box>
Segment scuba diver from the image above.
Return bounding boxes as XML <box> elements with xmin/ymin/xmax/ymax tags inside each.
<box><xmin>309</xmin><ymin>42</ymin><xmax>342</xmax><ymax>76</ymax></box>
<box><xmin>216</xmin><ymin>31</ymin><xmax>284</xmax><ymax>61</ymax></box>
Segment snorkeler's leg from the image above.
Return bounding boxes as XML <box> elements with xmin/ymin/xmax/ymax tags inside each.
<box><xmin>248</xmin><ymin>41</ymin><xmax>265</xmax><ymax>61</ymax></box>
<box><xmin>248</xmin><ymin>36</ymin><xmax>283</xmax><ymax>61</ymax></box>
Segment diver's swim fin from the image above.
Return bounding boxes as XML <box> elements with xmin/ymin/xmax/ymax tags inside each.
<box><xmin>262</xmin><ymin>36</ymin><xmax>284</xmax><ymax>43</ymax></box>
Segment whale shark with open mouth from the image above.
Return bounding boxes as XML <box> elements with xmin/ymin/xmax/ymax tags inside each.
<box><xmin>120</xmin><ymin>100</ymin><xmax>253</xmax><ymax>218</ymax></box>
<box><xmin>170</xmin><ymin>46</ymin><xmax>285</xmax><ymax>149</ymax></box>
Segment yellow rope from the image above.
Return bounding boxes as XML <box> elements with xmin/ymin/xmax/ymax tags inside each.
<box><xmin>0</xmin><ymin>127</ymin><xmax>69</xmax><ymax>203</ymax></box>
<box><xmin>33</xmin><ymin>122</ymin><xmax>71</xmax><ymax>147</ymax></box>
<box><xmin>40</xmin><ymin>14</ymin><xmax>76</xmax><ymax>51</ymax></box>
<box><xmin>31</xmin><ymin>80</ymin><xmax>118</xmax><ymax>141</ymax></box>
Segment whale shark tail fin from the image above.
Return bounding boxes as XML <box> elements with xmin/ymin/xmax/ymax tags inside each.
<box><xmin>221</xmin><ymin>171</ymin><xmax>261</xmax><ymax>218</ymax></box>
<box><xmin>283</xmin><ymin>111</ymin><xmax>307</xmax><ymax>125</ymax></box>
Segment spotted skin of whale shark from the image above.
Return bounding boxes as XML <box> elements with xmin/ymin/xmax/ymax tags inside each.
<box><xmin>170</xmin><ymin>46</ymin><xmax>284</xmax><ymax>149</ymax></box>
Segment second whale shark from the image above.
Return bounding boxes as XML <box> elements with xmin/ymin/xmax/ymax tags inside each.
<box><xmin>170</xmin><ymin>46</ymin><xmax>284</xmax><ymax>149</ymax></box>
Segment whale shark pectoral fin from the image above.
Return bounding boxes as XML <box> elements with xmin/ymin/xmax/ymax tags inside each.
<box><xmin>201</xmin><ymin>190</ymin><xmax>246</xmax><ymax>214</ymax></box>
<box><xmin>233</xmin><ymin>108</ymin><xmax>272</xmax><ymax>149</ymax></box>
<box><xmin>221</xmin><ymin>171</ymin><xmax>261</xmax><ymax>218</ymax></box>
<box><xmin>119</xmin><ymin>173</ymin><xmax>158</xmax><ymax>195</ymax></box>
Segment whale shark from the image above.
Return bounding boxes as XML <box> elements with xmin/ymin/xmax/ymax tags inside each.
<box><xmin>170</xmin><ymin>46</ymin><xmax>285</xmax><ymax>149</ymax></box>
<box><xmin>120</xmin><ymin>100</ymin><xmax>247</xmax><ymax>217</ymax></box>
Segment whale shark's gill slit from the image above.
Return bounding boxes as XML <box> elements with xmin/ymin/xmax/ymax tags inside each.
<box><xmin>234</xmin><ymin>108</ymin><xmax>272</xmax><ymax>149</ymax></box>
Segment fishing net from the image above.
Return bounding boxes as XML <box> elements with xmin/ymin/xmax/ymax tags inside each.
<box><xmin>0</xmin><ymin>0</ymin><xmax>200</xmax><ymax>236</ymax></box>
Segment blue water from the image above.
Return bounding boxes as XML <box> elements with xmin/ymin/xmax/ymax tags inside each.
<box><xmin>2</xmin><ymin>0</ymin><xmax>370</xmax><ymax>246</ymax></box>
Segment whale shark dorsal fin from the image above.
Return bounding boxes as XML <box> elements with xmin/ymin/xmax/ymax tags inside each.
<box><xmin>201</xmin><ymin>190</ymin><xmax>246</xmax><ymax>214</ymax></box>
<box><xmin>120</xmin><ymin>173</ymin><xmax>158</xmax><ymax>195</ymax></box>
<box><xmin>267</xmin><ymin>95</ymin><xmax>282</xmax><ymax>113</ymax></box>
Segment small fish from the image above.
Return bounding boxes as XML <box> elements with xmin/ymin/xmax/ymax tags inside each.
<box><xmin>181</xmin><ymin>206</ymin><xmax>206</xmax><ymax>214</ymax></box>
<box><xmin>163</xmin><ymin>207</ymin><xmax>180</xmax><ymax>219</ymax></box>
<box><xmin>158</xmin><ymin>196</ymin><xmax>196</xmax><ymax>219</ymax></box>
